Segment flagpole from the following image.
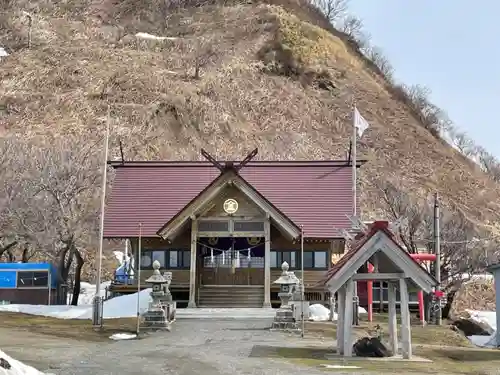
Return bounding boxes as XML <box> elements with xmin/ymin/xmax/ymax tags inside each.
<box><xmin>136</xmin><ymin>222</ymin><xmax>142</xmax><ymax>336</ymax></box>
<box><xmin>352</xmin><ymin>104</ymin><xmax>357</xmax><ymax>217</ymax></box>
<box><xmin>352</xmin><ymin>103</ymin><xmax>359</xmax><ymax>326</ymax></box>
<box><xmin>300</xmin><ymin>225</ymin><xmax>305</xmax><ymax>338</ymax></box>
<box><xmin>92</xmin><ymin>105</ymin><xmax>110</xmax><ymax>328</ymax></box>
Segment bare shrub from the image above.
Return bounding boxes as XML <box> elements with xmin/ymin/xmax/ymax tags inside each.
<box><xmin>365</xmin><ymin>46</ymin><xmax>394</xmax><ymax>82</ymax></box>
<box><xmin>451</xmin><ymin>130</ymin><xmax>475</xmax><ymax>156</ymax></box>
<box><xmin>314</xmin><ymin>0</ymin><xmax>349</xmax><ymax>23</ymax></box>
<box><xmin>477</xmin><ymin>148</ymin><xmax>500</xmax><ymax>182</ymax></box>
<box><xmin>391</xmin><ymin>84</ymin><xmax>442</xmax><ymax>135</ymax></box>
<box><xmin>339</xmin><ymin>14</ymin><xmax>363</xmax><ymax>40</ymax></box>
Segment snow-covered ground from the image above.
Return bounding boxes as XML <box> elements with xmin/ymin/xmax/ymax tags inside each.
<box><xmin>0</xmin><ymin>287</ymin><xmax>153</xmax><ymax>319</ymax></box>
<box><xmin>0</xmin><ymin>349</ymin><xmax>50</xmax><ymax>375</ymax></box>
<box><xmin>466</xmin><ymin>310</ymin><xmax>498</xmax><ymax>347</ymax></box>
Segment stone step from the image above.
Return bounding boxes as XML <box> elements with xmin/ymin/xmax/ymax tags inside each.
<box><xmin>199</xmin><ymin>303</ymin><xmax>264</xmax><ymax>308</ymax></box>
<box><xmin>199</xmin><ymin>291</ymin><xmax>264</xmax><ymax>297</ymax></box>
<box><xmin>199</xmin><ymin>286</ymin><xmax>264</xmax><ymax>308</ymax></box>
<box><xmin>176</xmin><ymin>307</ymin><xmax>276</xmax><ymax>319</ymax></box>
<box><xmin>199</xmin><ymin>295</ymin><xmax>264</xmax><ymax>301</ymax></box>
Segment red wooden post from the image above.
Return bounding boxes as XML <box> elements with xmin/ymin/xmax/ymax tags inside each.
<box><xmin>368</xmin><ymin>262</ymin><xmax>374</xmax><ymax>322</ymax></box>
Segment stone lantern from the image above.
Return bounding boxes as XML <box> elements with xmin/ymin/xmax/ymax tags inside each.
<box><xmin>141</xmin><ymin>260</ymin><xmax>172</xmax><ymax>331</ymax></box>
<box><xmin>271</xmin><ymin>261</ymin><xmax>300</xmax><ymax>331</ymax></box>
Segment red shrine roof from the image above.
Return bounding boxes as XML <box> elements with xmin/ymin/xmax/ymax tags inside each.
<box><xmin>103</xmin><ymin>160</ymin><xmax>365</xmax><ymax>238</ymax></box>
<box><xmin>317</xmin><ymin>221</ymin><xmax>438</xmax><ymax>289</ymax></box>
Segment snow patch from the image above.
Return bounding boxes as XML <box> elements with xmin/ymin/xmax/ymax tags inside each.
<box><xmin>309</xmin><ymin>304</ymin><xmax>332</xmax><ymax>321</ymax></box>
<box><xmin>67</xmin><ymin>281</ymin><xmax>111</xmax><ymax>306</ymax></box>
<box><xmin>0</xmin><ymin>47</ymin><xmax>8</xmax><ymax>58</ymax></box>
<box><xmin>109</xmin><ymin>333</ymin><xmax>137</xmax><ymax>341</ymax></box>
<box><xmin>466</xmin><ymin>310</ymin><xmax>498</xmax><ymax>347</ymax></box>
<box><xmin>321</xmin><ymin>364</ymin><xmax>361</xmax><ymax>369</ymax></box>
<box><xmin>0</xmin><ymin>349</ymin><xmax>51</xmax><ymax>375</ymax></box>
<box><xmin>135</xmin><ymin>32</ymin><xmax>178</xmax><ymax>41</ymax></box>
<box><xmin>308</xmin><ymin>303</ymin><xmax>367</xmax><ymax>322</ymax></box>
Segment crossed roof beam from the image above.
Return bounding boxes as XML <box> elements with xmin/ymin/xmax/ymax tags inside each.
<box><xmin>200</xmin><ymin>148</ymin><xmax>258</xmax><ymax>173</ymax></box>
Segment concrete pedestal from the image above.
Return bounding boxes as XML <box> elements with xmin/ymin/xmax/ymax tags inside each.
<box><xmin>142</xmin><ymin>308</ymin><xmax>170</xmax><ymax>331</ymax></box>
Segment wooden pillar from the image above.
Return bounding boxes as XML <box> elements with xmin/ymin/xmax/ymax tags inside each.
<box><xmin>336</xmin><ymin>287</ymin><xmax>346</xmax><ymax>355</ymax></box>
<box><xmin>343</xmin><ymin>279</ymin><xmax>355</xmax><ymax>356</ymax></box>
<box><xmin>188</xmin><ymin>218</ymin><xmax>198</xmax><ymax>308</ymax></box>
<box><xmin>399</xmin><ymin>278</ymin><xmax>412</xmax><ymax>359</ymax></box>
<box><xmin>263</xmin><ymin>217</ymin><xmax>271</xmax><ymax>308</ymax></box>
<box><xmin>387</xmin><ymin>281</ymin><xmax>399</xmax><ymax>355</ymax></box>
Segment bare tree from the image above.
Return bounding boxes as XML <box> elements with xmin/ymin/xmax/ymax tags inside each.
<box><xmin>314</xmin><ymin>0</ymin><xmax>349</xmax><ymax>23</ymax></box>
<box><xmin>378</xmin><ymin>181</ymin><xmax>429</xmax><ymax>254</ymax></box>
<box><xmin>365</xmin><ymin>46</ymin><xmax>394</xmax><ymax>80</ymax></box>
<box><xmin>376</xmin><ymin>181</ymin><xmax>488</xmax><ymax>283</ymax></box>
<box><xmin>0</xmin><ymin>137</ymin><xmax>21</xmax><ymax>261</ymax></box>
<box><xmin>340</xmin><ymin>14</ymin><xmax>364</xmax><ymax>40</ymax></box>
<box><xmin>476</xmin><ymin>148</ymin><xmax>500</xmax><ymax>182</ymax></box>
<box><xmin>395</xmin><ymin>84</ymin><xmax>442</xmax><ymax>132</ymax></box>
<box><xmin>10</xmin><ymin>137</ymin><xmax>101</xmax><ymax>305</ymax></box>
<box><xmin>451</xmin><ymin>131</ymin><xmax>475</xmax><ymax>157</ymax></box>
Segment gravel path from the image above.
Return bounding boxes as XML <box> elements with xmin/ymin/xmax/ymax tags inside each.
<box><xmin>50</xmin><ymin>319</ymin><xmax>336</xmax><ymax>375</ymax></box>
<box><xmin>1</xmin><ymin>319</ymin><xmax>437</xmax><ymax>375</ymax></box>
<box><xmin>0</xmin><ymin>328</ymin><xmax>92</xmax><ymax>371</ymax></box>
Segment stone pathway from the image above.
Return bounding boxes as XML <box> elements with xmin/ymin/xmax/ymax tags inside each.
<box><xmin>48</xmin><ymin>319</ymin><xmax>338</xmax><ymax>375</ymax></box>
<box><xmin>1</xmin><ymin>319</ymin><xmax>439</xmax><ymax>375</ymax></box>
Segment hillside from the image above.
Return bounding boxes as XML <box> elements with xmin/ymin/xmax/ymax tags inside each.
<box><xmin>2</xmin><ymin>0</ymin><xmax>500</xmax><ymax>264</ymax></box>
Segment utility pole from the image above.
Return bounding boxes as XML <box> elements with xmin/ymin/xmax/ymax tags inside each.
<box><xmin>434</xmin><ymin>192</ymin><xmax>442</xmax><ymax>325</ymax></box>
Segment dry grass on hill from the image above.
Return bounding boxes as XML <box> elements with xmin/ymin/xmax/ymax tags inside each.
<box><xmin>1</xmin><ymin>0</ymin><xmax>500</xmax><ymax>237</ymax></box>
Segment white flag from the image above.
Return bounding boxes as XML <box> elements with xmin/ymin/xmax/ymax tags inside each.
<box><xmin>354</xmin><ymin>107</ymin><xmax>370</xmax><ymax>137</ymax></box>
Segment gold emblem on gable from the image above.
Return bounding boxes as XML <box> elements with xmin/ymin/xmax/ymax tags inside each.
<box><xmin>223</xmin><ymin>198</ymin><xmax>239</xmax><ymax>214</ymax></box>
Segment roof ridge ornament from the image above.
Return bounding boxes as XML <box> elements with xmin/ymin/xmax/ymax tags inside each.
<box><xmin>200</xmin><ymin>148</ymin><xmax>258</xmax><ymax>173</ymax></box>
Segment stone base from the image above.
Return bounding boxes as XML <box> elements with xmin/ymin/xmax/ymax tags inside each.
<box><xmin>141</xmin><ymin>308</ymin><xmax>170</xmax><ymax>331</ymax></box>
<box><xmin>271</xmin><ymin>307</ymin><xmax>300</xmax><ymax>332</ymax></box>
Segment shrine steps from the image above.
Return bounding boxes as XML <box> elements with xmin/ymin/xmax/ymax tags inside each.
<box><xmin>198</xmin><ymin>285</ymin><xmax>265</xmax><ymax>308</ymax></box>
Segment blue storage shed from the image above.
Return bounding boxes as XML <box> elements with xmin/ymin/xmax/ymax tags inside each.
<box><xmin>0</xmin><ymin>262</ymin><xmax>60</xmax><ymax>305</ymax></box>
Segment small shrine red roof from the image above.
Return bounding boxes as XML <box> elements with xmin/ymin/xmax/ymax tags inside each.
<box><xmin>317</xmin><ymin>221</ymin><xmax>438</xmax><ymax>288</ymax></box>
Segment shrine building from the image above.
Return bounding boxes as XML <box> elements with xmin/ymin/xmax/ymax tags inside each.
<box><xmin>103</xmin><ymin>150</ymin><xmax>364</xmax><ymax>308</ymax></box>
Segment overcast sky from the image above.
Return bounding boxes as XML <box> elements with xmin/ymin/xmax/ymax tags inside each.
<box><xmin>349</xmin><ymin>0</ymin><xmax>499</xmax><ymax>157</ymax></box>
